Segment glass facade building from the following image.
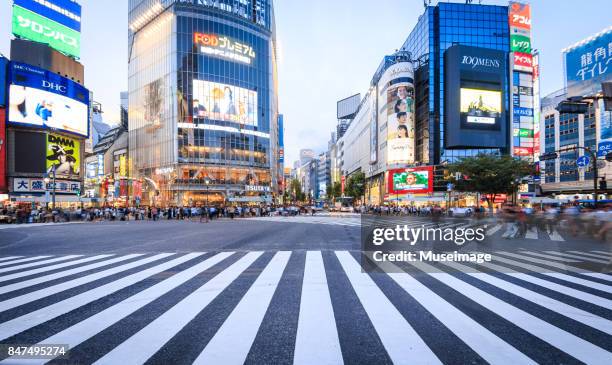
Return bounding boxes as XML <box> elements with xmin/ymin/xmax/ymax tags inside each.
<box><xmin>128</xmin><ymin>0</ymin><xmax>278</xmax><ymax>206</ymax></box>
<box><xmin>401</xmin><ymin>2</ymin><xmax>511</xmax><ymax>165</ymax></box>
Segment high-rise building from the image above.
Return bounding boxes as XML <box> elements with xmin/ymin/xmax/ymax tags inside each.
<box><xmin>299</xmin><ymin>149</ymin><xmax>315</xmax><ymax>166</ymax></box>
<box><xmin>128</xmin><ymin>0</ymin><xmax>279</xmax><ymax>206</ymax></box>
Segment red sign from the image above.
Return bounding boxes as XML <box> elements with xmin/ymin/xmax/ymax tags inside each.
<box><xmin>513</xmin><ymin>147</ymin><xmax>534</xmax><ymax>156</ymax></box>
<box><xmin>509</xmin><ymin>3</ymin><xmax>531</xmax><ymax>31</ymax></box>
<box><xmin>0</xmin><ymin>108</ymin><xmax>5</xmax><ymax>193</ymax></box>
<box><xmin>513</xmin><ymin>52</ymin><xmax>533</xmax><ymax>73</ymax></box>
<box><xmin>388</xmin><ymin>166</ymin><xmax>434</xmax><ymax>195</ymax></box>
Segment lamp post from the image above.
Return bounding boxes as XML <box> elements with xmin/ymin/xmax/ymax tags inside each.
<box><xmin>204</xmin><ymin>177</ymin><xmax>211</xmax><ymax>222</ymax></box>
<box><xmin>44</xmin><ymin>165</ymin><xmax>57</xmax><ymax>210</ymax></box>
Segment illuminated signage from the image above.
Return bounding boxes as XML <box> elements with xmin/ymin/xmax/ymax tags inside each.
<box><xmin>513</xmin><ymin>147</ymin><xmax>533</xmax><ymax>156</ymax></box>
<box><xmin>194</xmin><ymin>33</ymin><xmax>255</xmax><ymax>65</ymax></box>
<box><xmin>245</xmin><ymin>185</ymin><xmax>271</xmax><ymax>192</ymax></box>
<box><xmin>12</xmin><ymin>5</ymin><xmax>80</xmax><ymax>58</ymax></box>
<box><xmin>513</xmin><ymin>128</ymin><xmax>534</xmax><ymax>138</ymax></box>
<box><xmin>564</xmin><ymin>29</ymin><xmax>612</xmax><ymax>97</ymax></box>
<box><xmin>511</xmin><ymin>34</ymin><xmax>531</xmax><ymax>53</ymax></box>
<box><xmin>460</xmin><ymin>56</ymin><xmax>501</xmax><ymax>69</ymax></box>
<box><xmin>509</xmin><ymin>3</ymin><xmax>531</xmax><ymax>31</ymax></box>
<box><xmin>460</xmin><ymin>88</ymin><xmax>501</xmax><ymax>125</ymax></box>
<box><xmin>13</xmin><ymin>177</ymin><xmax>80</xmax><ymax>193</ymax></box>
<box><xmin>14</xmin><ymin>0</ymin><xmax>81</xmax><ymax>31</ymax></box>
<box><xmin>513</xmin><ymin>52</ymin><xmax>533</xmax><ymax>73</ymax></box>
<box><xmin>388</xmin><ymin>167</ymin><xmax>433</xmax><ymax>195</ymax></box>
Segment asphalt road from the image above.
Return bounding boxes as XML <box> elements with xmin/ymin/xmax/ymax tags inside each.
<box><xmin>0</xmin><ymin>215</ymin><xmax>610</xmax><ymax>364</ymax></box>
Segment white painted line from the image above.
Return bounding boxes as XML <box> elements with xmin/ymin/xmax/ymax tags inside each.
<box><xmin>0</xmin><ymin>255</ymin><xmax>114</xmax><ymax>283</ymax></box>
<box><xmin>294</xmin><ymin>251</ymin><xmax>343</xmax><ymax>365</ymax></box>
<box><xmin>525</xmin><ymin>227</ymin><xmax>538</xmax><ymax>240</ymax></box>
<box><xmin>518</xmin><ymin>251</ymin><xmax>581</xmax><ymax>263</ymax></box>
<box><xmin>544</xmin><ymin>251</ymin><xmax>610</xmax><ymax>264</ymax></box>
<box><xmin>336</xmin><ymin>251</ymin><xmax>441</xmax><ymax>365</ymax></box>
<box><xmin>0</xmin><ymin>255</ymin><xmax>83</xmax><ymax>274</ymax></box>
<box><xmin>0</xmin><ymin>253</ymin><xmax>175</xmax><ymax>313</ymax></box>
<box><xmin>0</xmin><ymin>256</ymin><xmax>23</xmax><ymax>263</ymax></box>
<box><xmin>0</xmin><ymin>256</ymin><xmax>52</xmax><ymax>268</ymax></box>
<box><xmin>409</xmin><ymin>260</ymin><xmax>612</xmax><ymax>365</ymax></box>
<box><xmin>547</xmin><ymin>229</ymin><xmax>565</xmax><ymax>241</ymax></box>
<box><xmin>194</xmin><ymin>252</ymin><xmax>290</xmax><ymax>364</ymax></box>
<box><xmin>569</xmin><ymin>251</ymin><xmax>612</xmax><ymax>260</ymax></box>
<box><xmin>486</xmin><ymin>224</ymin><xmax>503</xmax><ymax>236</ymax></box>
<box><xmin>93</xmin><ymin>252</ymin><xmax>262</xmax><ymax>365</ymax></box>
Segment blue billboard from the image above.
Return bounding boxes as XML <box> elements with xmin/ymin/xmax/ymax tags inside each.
<box><xmin>14</xmin><ymin>0</ymin><xmax>81</xmax><ymax>32</ymax></box>
<box><xmin>278</xmin><ymin>114</ymin><xmax>284</xmax><ymax>163</ymax></box>
<box><xmin>0</xmin><ymin>57</ymin><xmax>8</xmax><ymax>107</ymax></box>
<box><xmin>565</xmin><ymin>29</ymin><xmax>612</xmax><ymax>97</ymax></box>
<box><xmin>7</xmin><ymin>61</ymin><xmax>89</xmax><ymax>137</ymax></box>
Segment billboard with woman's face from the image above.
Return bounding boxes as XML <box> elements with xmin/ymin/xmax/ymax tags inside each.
<box><xmin>378</xmin><ymin>62</ymin><xmax>415</xmax><ymax>165</ymax></box>
<box><xmin>388</xmin><ymin>166</ymin><xmax>433</xmax><ymax>195</ymax></box>
<box><xmin>192</xmin><ymin>80</ymin><xmax>258</xmax><ymax>126</ymax></box>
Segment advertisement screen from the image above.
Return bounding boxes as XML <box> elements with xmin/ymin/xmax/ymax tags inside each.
<box><xmin>460</xmin><ymin>88</ymin><xmax>501</xmax><ymax>125</ymax></box>
<box><xmin>8</xmin><ymin>62</ymin><xmax>89</xmax><ymax>137</ymax></box>
<box><xmin>193</xmin><ymin>80</ymin><xmax>258</xmax><ymax>126</ymax></box>
<box><xmin>194</xmin><ymin>33</ymin><xmax>256</xmax><ymax>65</ymax></box>
<box><xmin>12</xmin><ymin>5</ymin><xmax>80</xmax><ymax>59</ymax></box>
<box><xmin>385</xmin><ymin>83</ymin><xmax>415</xmax><ymax>164</ymax></box>
<box><xmin>14</xmin><ymin>0</ymin><xmax>81</xmax><ymax>32</ymax></box>
<box><xmin>388</xmin><ymin>167</ymin><xmax>433</xmax><ymax>195</ymax></box>
<box><xmin>509</xmin><ymin>2</ymin><xmax>531</xmax><ymax>31</ymax></box>
<box><xmin>46</xmin><ymin>133</ymin><xmax>80</xmax><ymax>179</ymax></box>
<box><xmin>565</xmin><ymin>30</ymin><xmax>612</xmax><ymax>97</ymax></box>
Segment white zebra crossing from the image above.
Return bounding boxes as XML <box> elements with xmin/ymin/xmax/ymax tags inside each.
<box><xmin>0</xmin><ymin>250</ymin><xmax>610</xmax><ymax>364</ymax></box>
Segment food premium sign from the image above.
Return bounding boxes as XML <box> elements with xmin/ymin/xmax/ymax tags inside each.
<box><xmin>194</xmin><ymin>33</ymin><xmax>256</xmax><ymax>65</ymax></box>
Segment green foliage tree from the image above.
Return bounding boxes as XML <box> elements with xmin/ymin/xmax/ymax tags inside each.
<box><xmin>344</xmin><ymin>171</ymin><xmax>365</xmax><ymax>203</ymax></box>
<box><xmin>447</xmin><ymin>154</ymin><xmax>535</xmax><ymax>210</ymax></box>
<box><xmin>289</xmin><ymin>179</ymin><xmax>305</xmax><ymax>203</ymax></box>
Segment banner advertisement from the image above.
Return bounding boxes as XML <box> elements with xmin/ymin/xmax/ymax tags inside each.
<box><xmin>193</xmin><ymin>80</ymin><xmax>258</xmax><ymax>126</ymax></box>
<box><xmin>12</xmin><ymin>5</ymin><xmax>80</xmax><ymax>58</ymax></box>
<box><xmin>564</xmin><ymin>29</ymin><xmax>612</xmax><ymax>97</ymax></box>
<box><xmin>194</xmin><ymin>32</ymin><xmax>256</xmax><ymax>65</ymax></box>
<box><xmin>14</xmin><ymin>0</ymin><xmax>81</xmax><ymax>32</ymax></box>
<box><xmin>509</xmin><ymin>2</ymin><xmax>531</xmax><ymax>31</ymax></box>
<box><xmin>13</xmin><ymin>177</ymin><xmax>80</xmax><ymax>193</ymax></box>
<box><xmin>388</xmin><ymin>167</ymin><xmax>433</xmax><ymax>195</ymax></box>
<box><xmin>513</xmin><ymin>52</ymin><xmax>533</xmax><ymax>73</ymax></box>
<box><xmin>0</xmin><ymin>109</ymin><xmax>6</xmax><ymax>192</ymax></box>
<box><xmin>46</xmin><ymin>133</ymin><xmax>80</xmax><ymax>179</ymax></box>
<box><xmin>8</xmin><ymin>62</ymin><xmax>89</xmax><ymax>137</ymax></box>
<box><xmin>511</xmin><ymin>34</ymin><xmax>531</xmax><ymax>53</ymax></box>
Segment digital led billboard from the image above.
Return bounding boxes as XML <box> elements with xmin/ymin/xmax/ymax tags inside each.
<box><xmin>564</xmin><ymin>28</ymin><xmax>612</xmax><ymax>97</ymax></box>
<box><xmin>12</xmin><ymin>5</ymin><xmax>80</xmax><ymax>59</ymax></box>
<box><xmin>7</xmin><ymin>62</ymin><xmax>89</xmax><ymax>137</ymax></box>
<box><xmin>388</xmin><ymin>167</ymin><xmax>433</xmax><ymax>195</ymax></box>
<box><xmin>193</xmin><ymin>33</ymin><xmax>256</xmax><ymax>65</ymax></box>
<box><xmin>46</xmin><ymin>133</ymin><xmax>80</xmax><ymax>179</ymax></box>
<box><xmin>444</xmin><ymin>45</ymin><xmax>507</xmax><ymax>149</ymax></box>
<box><xmin>460</xmin><ymin>88</ymin><xmax>501</xmax><ymax>125</ymax></box>
<box><xmin>193</xmin><ymin>80</ymin><xmax>258</xmax><ymax>126</ymax></box>
<box><xmin>14</xmin><ymin>0</ymin><xmax>81</xmax><ymax>32</ymax></box>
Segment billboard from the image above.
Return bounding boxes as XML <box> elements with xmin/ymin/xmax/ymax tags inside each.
<box><xmin>388</xmin><ymin>167</ymin><xmax>433</xmax><ymax>195</ymax></box>
<box><xmin>513</xmin><ymin>52</ymin><xmax>533</xmax><ymax>73</ymax></box>
<box><xmin>0</xmin><ymin>109</ymin><xmax>6</xmax><ymax>192</ymax></box>
<box><xmin>193</xmin><ymin>80</ymin><xmax>258</xmax><ymax>126</ymax></box>
<box><xmin>564</xmin><ymin>28</ymin><xmax>612</xmax><ymax>97</ymax></box>
<box><xmin>8</xmin><ymin>62</ymin><xmax>89</xmax><ymax>137</ymax></box>
<box><xmin>377</xmin><ymin>62</ymin><xmax>415</xmax><ymax>165</ymax></box>
<box><xmin>14</xmin><ymin>0</ymin><xmax>81</xmax><ymax>32</ymax></box>
<box><xmin>444</xmin><ymin>45</ymin><xmax>507</xmax><ymax>148</ymax></box>
<box><xmin>46</xmin><ymin>133</ymin><xmax>80</xmax><ymax>179</ymax></box>
<box><xmin>12</xmin><ymin>5</ymin><xmax>80</xmax><ymax>59</ymax></box>
<box><xmin>511</xmin><ymin>34</ymin><xmax>531</xmax><ymax>53</ymax></box>
<box><xmin>194</xmin><ymin>33</ymin><xmax>256</xmax><ymax>65</ymax></box>
<box><xmin>0</xmin><ymin>57</ymin><xmax>7</xmax><ymax>107</ymax></box>
<box><xmin>509</xmin><ymin>2</ymin><xmax>531</xmax><ymax>31</ymax></box>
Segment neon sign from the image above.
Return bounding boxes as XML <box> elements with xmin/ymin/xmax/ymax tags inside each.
<box><xmin>194</xmin><ymin>33</ymin><xmax>256</xmax><ymax>65</ymax></box>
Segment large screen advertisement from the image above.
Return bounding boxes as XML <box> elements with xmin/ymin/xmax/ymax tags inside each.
<box><xmin>564</xmin><ymin>29</ymin><xmax>612</xmax><ymax>97</ymax></box>
<box><xmin>192</xmin><ymin>80</ymin><xmax>258</xmax><ymax>126</ymax></box>
<box><xmin>460</xmin><ymin>88</ymin><xmax>501</xmax><ymax>125</ymax></box>
<box><xmin>388</xmin><ymin>167</ymin><xmax>433</xmax><ymax>195</ymax></box>
<box><xmin>46</xmin><ymin>133</ymin><xmax>80</xmax><ymax>179</ymax></box>
<box><xmin>14</xmin><ymin>0</ymin><xmax>81</xmax><ymax>32</ymax></box>
<box><xmin>12</xmin><ymin>5</ymin><xmax>80</xmax><ymax>59</ymax></box>
<box><xmin>7</xmin><ymin>62</ymin><xmax>89</xmax><ymax>137</ymax></box>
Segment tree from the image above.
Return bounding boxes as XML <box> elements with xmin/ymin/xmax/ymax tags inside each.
<box><xmin>447</xmin><ymin>154</ymin><xmax>535</xmax><ymax>210</ymax></box>
<box><xmin>330</xmin><ymin>182</ymin><xmax>342</xmax><ymax>201</ymax></box>
<box><xmin>344</xmin><ymin>171</ymin><xmax>365</xmax><ymax>203</ymax></box>
<box><xmin>289</xmin><ymin>179</ymin><xmax>304</xmax><ymax>203</ymax></box>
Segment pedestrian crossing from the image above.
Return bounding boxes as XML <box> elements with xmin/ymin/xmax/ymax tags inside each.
<box><xmin>0</xmin><ymin>250</ymin><xmax>610</xmax><ymax>364</ymax></box>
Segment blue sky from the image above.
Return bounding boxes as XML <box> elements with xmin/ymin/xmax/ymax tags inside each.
<box><xmin>1</xmin><ymin>0</ymin><xmax>611</xmax><ymax>165</ymax></box>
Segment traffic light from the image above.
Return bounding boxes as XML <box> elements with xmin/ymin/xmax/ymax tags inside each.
<box><xmin>539</xmin><ymin>152</ymin><xmax>558</xmax><ymax>161</ymax></box>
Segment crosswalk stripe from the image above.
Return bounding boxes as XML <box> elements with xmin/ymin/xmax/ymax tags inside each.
<box><xmin>525</xmin><ymin>227</ymin><xmax>538</xmax><ymax>239</ymax></box>
<box><xmin>408</xmin><ymin>260</ymin><xmax>612</xmax><ymax>365</ymax></box>
<box><xmin>569</xmin><ymin>251</ymin><xmax>612</xmax><ymax>260</ymax></box>
<box><xmin>591</xmin><ymin>250</ymin><xmax>612</xmax><ymax>257</ymax></box>
<box><xmin>0</xmin><ymin>256</ymin><xmax>52</xmax><ymax>268</ymax></box>
<box><xmin>496</xmin><ymin>251</ymin><xmax>612</xmax><ymax>283</ymax></box>
<box><xmin>0</xmin><ymin>255</ymin><xmax>83</xmax><ymax>274</ymax></box>
<box><xmin>547</xmin><ymin>229</ymin><xmax>565</xmax><ymax>241</ymax></box>
<box><xmin>486</xmin><ymin>224</ymin><xmax>503</xmax><ymax>235</ymax></box>
<box><xmin>193</xmin><ymin>251</ymin><xmax>290</xmax><ymax>364</ymax></box>
<box><xmin>0</xmin><ymin>254</ymin><xmax>143</xmax><ymax>295</ymax></box>
<box><xmin>0</xmin><ymin>256</ymin><xmax>23</xmax><ymax>263</ymax></box>
<box><xmin>442</xmin><ymin>260</ymin><xmax>612</xmax><ymax>335</ymax></box>
<box><xmin>543</xmin><ymin>251</ymin><xmax>610</xmax><ymax>264</ymax></box>
<box><xmin>0</xmin><ymin>253</ymin><xmax>174</xmax><ymax>313</ymax></box>
<box><xmin>475</xmin><ymin>260</ymin><xmax>612</xmax><ymax>310</ymax></box>
<box><xmin>294</xmin><ymin>251</ymin><xmax>343</xmax><ymax>365</ymax></box>
<box><xmin>0</xmin><ymin>254</ymin><xmax>114</xmax><ymax>284</ymax></box>
<box><xmin>6</xmin><ymin>253</ymin><xmax>231</xmax><ymax>365</ymax></box>
<box><xmin>93</xmin><ymin>252</ymin><xmax>262</xmax><ymax>365</ymax></box>
<box><xmin>518</xmin><ymin>251</ymin><xmax>582</xmax><ymax>263</ymax></box>
<box><xmin>0</xmin><ymin>253</ymin><xmax>205</xmax><ymax>342</ymax></box>
<box><xmin>336</xmin><ymin>251</ymin><xmax>441</xmax><ymax>365</ymax></box>
<box><xmin>380</xmin><ymin>261</ymin><xmax>535</xmax><ymax>364</ymax></box>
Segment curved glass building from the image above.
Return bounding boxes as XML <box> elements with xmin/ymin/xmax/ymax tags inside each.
<box><xmin>128</xmin><ymin>0</ymin><xmax>279</xmax><ymax>206</ymax></box>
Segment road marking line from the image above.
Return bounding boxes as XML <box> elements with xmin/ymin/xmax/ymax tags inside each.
<box><xmin>336</xmin><ymin>251</ymin><xmax>441</xmax><ymax>365</ymax></box>
<box><xmin>486</xmin><ymin>224</ymin><xmax>503</xmax><ymax>235</ymax></box>
<box><xmin>0</xmin><ymin>256</ymin><xmax>53</xmax><ymax>268</ymax></box>
<box><xmin>10</xmin><ymin>253</ymin><xmax>231</xmax><ymax>365</ymax></box>
<box><xmin>0</xmin><ymin>255</ymin><xmax>114</xmax><ymax>284</ymax></box>
<box><xmin>380</xmin><ymin>261</ymin><xmax>534</xmax><ymax>365</ymax></box>
<box><xmin>443</xmin><ymin>260</ymin><xmax>612</xmax><ymax>335</ymax></box>
<box><xmin>525</xmin><ymin>227</ymin><xmax>538</xmax><ymax>240</ymax></box>
<box><xmin>547</xmin><ymin>229</ymin><xmax>565</xmax><ymax>241</ymax></box>
<box><xmin>194</xmin><ymin>252</ymin><xmax>290</xmax><ymax>365</ymax></box>
<box><xmin>569</xmin><ymin>251</ymin><xmax>612</xmax><ymax>261</ymax></box>
<box><xmin>0</xmin><ymin>254</ymin><xmax>143</xmax><ymax>295</ymax></box>
<box><xmin>544</xmin><ymin>251</ymin><xmax>610</xmax><ymax>264</ymax></box>
<box><xmin>591</xmin><ymin>250</ymin><xmax>612</xmax><ymax>258</ymax></box>
<box><xmin>0</xmin><ymin>255</ymin><xmax>83</xmax><ymax>274</ymax></box>
<box><xmin>409</xmin><ymin>260</ymin><xmax>612</xmax><ymax>365</ymax></box>
<box><xmin>518</xmin><ymin>251</ymin><xmax>581</xmax><ymax>263</ymax></box>
<box><xmin>0</xmin><ymin>256</ymin><xmax>23</xmax><ymax>263</ymax></box>
<box><xmin>93</xmin><ymin>252</ymin><xmax>262</xmax><ymax>365</ymax></box>
<box><xmin>0</xmin><ymin>253</ymin><xmax>175</xmax><ymax>313</ymax></box>
<box><xmin>491</xmin><ymin>255</ymin><xmax>612</xmax><ymax>296</ymax></box>
<box><xmin>294</xmin><ymin>251</ymin><xmax>343</xmax><ymax>365</ymax></box>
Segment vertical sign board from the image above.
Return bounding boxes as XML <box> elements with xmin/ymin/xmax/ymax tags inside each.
<box><xmin>0</xmin><ymin>108</ymin><xmax>6</xmax><ymax>192</ymax></box>
<box><xmin>0</xmin><ymin>57</ymin><xmax>7</xmax><ymax>107</ymax></box>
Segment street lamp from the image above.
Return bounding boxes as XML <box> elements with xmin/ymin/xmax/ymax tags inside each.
<box><xmin>43</xmin><ymin>165</ymin><xmax>57</xmax><ymax>210</ymax></box>
<box><xmin>204</xmin><ymin>177</ymin><xmax>211</xmax><ymax>222</ymax></box>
